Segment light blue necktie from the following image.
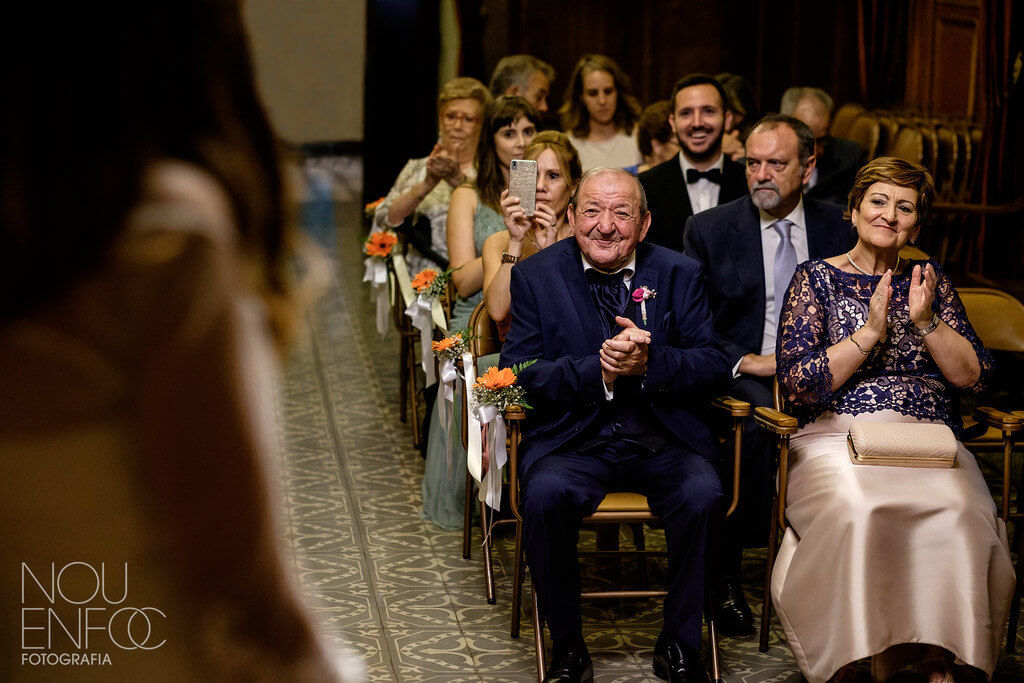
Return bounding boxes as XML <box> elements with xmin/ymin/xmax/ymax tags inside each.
<box><xmin>773</xmin><ymin>219</ymin><xmax>797</xmax><ymax>318</ymax></box>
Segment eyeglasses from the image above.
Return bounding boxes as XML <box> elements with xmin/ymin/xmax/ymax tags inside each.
<box><xmin>577</xmin><ymin>207</ymin><xmax>640</xmax><ymax>222</ymax></box>
<box><xmin>442</xmin><ymin>112</ymin><xmax>479</xmax><ymax>126</ymax></box>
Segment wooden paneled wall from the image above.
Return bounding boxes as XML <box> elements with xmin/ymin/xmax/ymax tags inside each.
<box><xmin>905</xmin><ymin>0</ymin><xmax>987</xmax><ymax>121</ymax></box>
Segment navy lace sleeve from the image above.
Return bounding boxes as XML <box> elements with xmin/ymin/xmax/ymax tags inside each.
<box><xmin>776</xmin><ymin>262</ymin><xmax>836</xmax><ymax>407</ymax></box>
<box><xmin>931</xmin><ymin>262</ymin><xmax>992</xmax><ymax>394</ymax></box>
<box><xmin>774</xmin><ymin>259</ymin><xmax>993</xmax><ymax>431</ymax></box>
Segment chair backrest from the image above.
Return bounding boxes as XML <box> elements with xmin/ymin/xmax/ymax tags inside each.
<box><xmin>847</xmin><ymin>113</ymin><xmax>881</xmax><ymax>160</ymax></box>
<box><xmin>469</xmin><ymin>300</ymin><xmax>502</xmax><ymax>357</ymax></box>
<box><xmin>889</xmin><ymin>126</ymin><xmax>924</xmax><ymax>165</ymax></box>
<box><xmin>935</xmin><ymin>125</ymin><xmax>960</xmax><ymax>199</ymax></box>
<box><xmin>957</xmin><ymin>288</ymin><xmax>1024</xmax><ymax>353</ymax></box>
<box><xmin>830</xmin><ymin>102</ymin><xmax>866</xmax><ymax>139</ymax></box>
<box><xmin>876</xmin><ymin>114</ymin><xmax>900</xmax><ymax>157</ymax></box>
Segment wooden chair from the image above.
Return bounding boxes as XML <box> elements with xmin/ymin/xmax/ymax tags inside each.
<box><xmin>458</xmin><ymin>301</ymin><xmax>510</xmax><ymax>606</ymax></box>
<box><xmin>504</xmin><ymin>396</ymin><xmax>751</xmax><ymax>683</ymax></box>
<box><xmin>388</xmin><ymin>254</ymin><xmax>423</xmax><ymax>447</ymax></box>
<box><xmin>755</xmin><ymin>289</ymin><xmax>1024</xmax><ymax>652</ymax></box>
<box><xmin>935</xmin><ymin>125</ymin><xmax>960</xmax><ymax>200</ymax></box>
<box><xmin>847</xmin><ymin>113</ymin><xmax>881</xmax><ymax>160</ymax></box>
<box><xmin>830</xmin><ymin>103</ymin><xmax>866</xmax><ymax>140</ymax></box>
<box><xmin>957</xmin><ymin>287</ymin><xmax>1024</xmax><ymax>650</ymax></box>
<box><xmin>876</xmin><ymin>113</ymin><xmax>900</xmax><ymax>158</ymax></box>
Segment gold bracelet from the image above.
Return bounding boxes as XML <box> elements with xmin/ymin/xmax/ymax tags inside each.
<box><xmin>848</xmin><ymin>335</ymin><xmax>870</xmax><ymax>355</ymax></box>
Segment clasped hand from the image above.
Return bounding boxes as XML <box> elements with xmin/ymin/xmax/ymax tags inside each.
<box><xmin>600</xmin><ymin>316</ymin><xmax>650</xmax><ymax>385</ymax></box>
<box><xmin>425</xmin><ymin>142</ymin><xmax>464</xmax><ymax>187</ymax></box>
<box><xmin>863</xmin><ymin>263</ymin><xmax>938</xmax><ymax>341</ymax></box>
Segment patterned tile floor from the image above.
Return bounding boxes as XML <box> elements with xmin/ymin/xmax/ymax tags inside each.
<box><xmin>276</xmin><ymin>199</ymin><xmax>1024</xmax><ymax>681</ymax></box>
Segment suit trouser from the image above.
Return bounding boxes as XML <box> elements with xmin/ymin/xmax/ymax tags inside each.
<box><xmin>520</xmin><ymin>438</ymin><xmax>722</xmax><ymax>649</ymax></box>
<box><xmin>715</xmin><ymin>375</ymin><xmax>774</xmax><ymax>574</ymax></box>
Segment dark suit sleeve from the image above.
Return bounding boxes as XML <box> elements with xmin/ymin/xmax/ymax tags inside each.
<box><xmin>644</xmin><ymin>261</ymin><xmax>730</xmax><ymax>396</ymax></box>
<box><xmin>682</xmin><ymin>218</ymin><xmax>749</xmax><ymax>366</ymax></box>
<box><xmin>499</xmin><ymin>265</ymin><xmax>606</xmax><ymax>405</ymax></box>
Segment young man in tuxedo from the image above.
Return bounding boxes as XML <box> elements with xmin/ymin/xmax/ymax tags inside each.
<box><xmin>639</xmin><ymin>73</ymin><xmax>748</xmax><ymax>252</ymax></box>
<box><xmin>683</xmin><ymin>114</ymin><xmax>855</xmax><ymax>637</ymax></box>
<box><xmin>501</xmin><ymin>167</ymin><xmax>730</xmax><ymax>682</ymax></box>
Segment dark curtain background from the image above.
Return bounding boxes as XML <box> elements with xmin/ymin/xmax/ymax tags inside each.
<box><xmin>856</xmin><ymin>0</ymin><xmax>909</xmax><ymax>108</ymax></box>
<box><xmin>363</xmin><ymin>0</ymin><xmax>441</xmax><ymax>207</ymax></box>
<box><xmin>970</xmin><ymin>0</ymin><xmax>1023</xmax><ymax>274</ymax></box>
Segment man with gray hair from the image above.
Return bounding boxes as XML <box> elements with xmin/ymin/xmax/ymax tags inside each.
<box><xmin>780</xmin><ymin>86</ymin><xmax>864</xmax><ymax>205</ymax></box>
<box><xmin>489</xmin><ymin>54</ymin><xmax>555</xmax><ymax>114</ymax></box>
<box><xmin>502</xmin><ymin>166</ymin><xmax>729</xmax><ymax>682</ymax></box>
<box><xmin>683</xmin><ymin>114</ymin><xmax>854</xmax><ymax>637</ymax></box>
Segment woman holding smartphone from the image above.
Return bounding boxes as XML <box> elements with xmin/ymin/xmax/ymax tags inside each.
<box><xmin>559</xmin><ymin>54</ymin><xmax>642</xmax><ymax>172</ymax></box>
<box><xmin>482</xmin><ymin>131</ymin><xmax>582</xmax><ymax>339</ymax></box>
<box><xmin>421</xmin><ymin>96</ymin><xmax>540</xmax><ymax>530</ymax></box>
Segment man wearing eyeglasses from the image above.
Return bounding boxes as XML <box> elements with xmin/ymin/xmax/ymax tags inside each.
<box><xmin>501</xmin><ymin>167</ymin><xmax>730</xmax><ymax>682</ymax></box>
<box><xmin>780</xmin><ymin>86</ymin><xmax>865</xmax><ymax>206</ymax></box>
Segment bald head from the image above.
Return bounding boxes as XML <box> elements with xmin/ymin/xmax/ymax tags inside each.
<box><xmin>571</xmin><ymin>166</ymin><xmax>648</xmax><ymax>215</ymax></box>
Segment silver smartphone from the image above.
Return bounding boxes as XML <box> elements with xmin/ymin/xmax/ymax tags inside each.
<box><xmin>508</xmin><ymin>158</ymin><xmax>538</xmax><ymax>217</ymax></box>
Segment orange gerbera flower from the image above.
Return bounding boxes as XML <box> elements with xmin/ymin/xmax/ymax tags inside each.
<box><xmin>364</xmin><ymin>196</ymin><xmax>385</xmax><ymax>212</ymax></box>
<box><xmin>431</xmin><ymin>333</ymin><xmax>461</xmax><ymax>352</ymax></box>
<box><xmin>475</xmin><ymin>366</ymin><xmax>517</xmax><ymax>390</ymax></box>
<box><xmin>411</xmin><ymin>269</ymin><xmax>438</xmax><ymax>291</ymax></box>
<box><xmin>365</xmin><ymin>231</ymin><xmax>398</xmax><ymax>257</ymax></box>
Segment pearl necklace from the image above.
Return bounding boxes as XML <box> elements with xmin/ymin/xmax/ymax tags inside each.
<box><xmin>847</xmin><ymin>251</ymin><xmax>899</xmax><ymax>276</ymax></box>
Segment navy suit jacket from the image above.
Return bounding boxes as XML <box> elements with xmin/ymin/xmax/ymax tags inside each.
<box><xmin>682</xmin><ymin>195</ymin><xmax>855</xmax><ymax>367</ymax></box>
<box><xmin>499</xmin><ymin>238</ymin><xmax>730</xmax><ymax>477</ymax></box>
<box><xmin>638</xmin><ymin>155</ymin><xmax>747</xmax><ymax>253</ymax></box>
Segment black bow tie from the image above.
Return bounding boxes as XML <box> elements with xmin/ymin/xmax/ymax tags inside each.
<box><xmin>585</xmin><ymin>268</ymin><xmax>631</xmax><ymax>336</ymax></box>
<box><xmin>686</xmin><ymin>167</ymin><xmax>722</xmax><ymax>184</ymax></box>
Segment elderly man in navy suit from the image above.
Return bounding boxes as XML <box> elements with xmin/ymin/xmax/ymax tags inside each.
<box><xmin>501</xmin><ymin>167</ymin><xmax>730</xmax><ymax>683</ymax></box>
<box><xmin>683</xmin><ymin>114</ymin><xmax>855</xmax><ymax>637</ymax></box>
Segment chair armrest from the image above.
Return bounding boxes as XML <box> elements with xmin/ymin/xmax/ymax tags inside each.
<box><xmin>504</xmin><ymin>404</ymin><xmax>527</xmax><ymax>518</ymax></box>
<box><xmin>974</xmin><ymin>406</ymin><xmax>1023</xmax><ymax>435</ymax></box>
<box><xmin>712</xmin><ymin>396</ymin><xmax>750</xmax><ymax>519</ymax></box>
<box><xmin>712</xmin><ymin>396</ymin><xmax>751</xmax><ymax>417</ymax></box>
<box><xmin>754</xmin><ymin>407</ymin><xmax>799</xmax><ymax>435</ymax></box>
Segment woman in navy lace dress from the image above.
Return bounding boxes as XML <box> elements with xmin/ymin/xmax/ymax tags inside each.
<box><xmin>771</xmin><ymin>158</ymin><xmax>1014</xmax><ymax>683</ymax></box>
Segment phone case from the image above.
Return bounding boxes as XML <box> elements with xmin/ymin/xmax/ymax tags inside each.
<box><xmin>508</xmin><ymin>159</ymin><xmax>538</xmax><ymax>217</ymax></box>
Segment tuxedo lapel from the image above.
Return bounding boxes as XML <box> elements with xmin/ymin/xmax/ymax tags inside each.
<box><xmin>628</xmin><ymin>246</ymin><xmax>660</xmax><ymax>333</ymax></box>
<box><xmin>559</xmin><ymin>246</ymin><xmax>605</xmax><ymax>348</ymax></box>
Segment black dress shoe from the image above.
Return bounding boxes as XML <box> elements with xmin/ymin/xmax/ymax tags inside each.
<box><xmin>711</xmin><ymin>574</ymin><xmax>755</xmax><ymax>637</ymax></box>
<box><xmin>652</xmin><ymin>633</ymin><xmax>710</xmax><ymax>683</ymax></box>
<box><xmin>543</xmin><ymin>638</ymin><xmax>593</xmax><ymax>683</ymax></box>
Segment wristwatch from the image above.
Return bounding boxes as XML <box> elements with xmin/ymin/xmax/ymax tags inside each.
<box><xmin>912</xmin><ymin>313</ymin><xmax>940</xmax><ymax>336</ymax></box>
<box><xmin>501</xmin><ymin>252</ymin><xmax>519</xmax><ymax>264</ymax></box>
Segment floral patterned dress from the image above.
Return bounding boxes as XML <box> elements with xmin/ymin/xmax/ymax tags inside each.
<box><xmin>770</xmin><ymin>259</ymin><xmax>1014</xmax><ymax>682</ymax></box>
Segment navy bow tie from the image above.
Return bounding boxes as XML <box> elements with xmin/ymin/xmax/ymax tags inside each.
<box><xmin>686</xmin><ymin>167</ymin><xmax>722</xmax><ymax>184</ymax></box>
<box><xmin>586</xmin><ymin>268</ymin><xmax>630</xmax><ymax>336</ymax></box>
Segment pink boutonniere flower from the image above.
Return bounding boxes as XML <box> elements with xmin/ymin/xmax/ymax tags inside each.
<box><xmin>631</xmin><ymin>287</ymin><xmax>656</xmax><ymax>325</ymax></box>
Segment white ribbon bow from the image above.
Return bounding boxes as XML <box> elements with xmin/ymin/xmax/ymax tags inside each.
<box><xmin>472</xmin><ymin>402</ymin><xmax>507</xmax><ymax>511</ymax></box>
<box><xmin>463</xmin><ymin>351</ymin><xmax>483</xmax><ymax>483</ymax></box>
<box><xmin>363</xmin><ymin>257</ymin><xmax>390</xmax><ymax>336</ymax></box>
<box><xmin>405</xmin><ymin>294</ymin><xmax>436</xmax><ymax>386</ymax></box>
<box><xmin>438</xmin><ymin>358</ymin><xmax>459</xmax><ymax>476</ymax></box>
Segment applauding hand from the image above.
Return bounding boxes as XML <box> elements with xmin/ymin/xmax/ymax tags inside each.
<box><xmin>863</xmin><ymin>269</ymin><xmax>893</xmax><ymax>344</ymax></box>
<box><xmin>908</xmin><ymin>263</ymin><xmax>938</xmax><ymax>328</ymax></box>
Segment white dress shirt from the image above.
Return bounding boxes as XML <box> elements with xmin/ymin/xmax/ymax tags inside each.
<box><xmin>679</xmin><ymin>152</ymin><xmax>725</xmax><ymax>215</ymax></box>
<box><xmin>581</xmin><ymin>253</ymin><xmax>636</xmax><ymax>399</ymax></box>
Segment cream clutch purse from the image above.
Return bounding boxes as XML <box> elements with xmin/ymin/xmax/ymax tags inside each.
<box><xmin>847</xmin><ymin>421</ymin><xmax>958</xmax><ymax>468</ymax></box>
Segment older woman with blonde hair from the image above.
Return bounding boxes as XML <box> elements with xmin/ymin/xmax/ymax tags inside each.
<box><xmin>374</xmin><ymin>77</ymin><xmax>491</xmax><ymax>271</ymax></box>
<box><xmin>772</xmin><ymin>157</ymin><xmax>1014</xmax><ymax>683</ymax></box>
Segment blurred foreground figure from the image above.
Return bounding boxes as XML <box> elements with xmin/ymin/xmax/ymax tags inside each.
<box><xmin>0</xmin><ymin>2</ymin><xmax>346</xmax><ymax>680</ymax></box>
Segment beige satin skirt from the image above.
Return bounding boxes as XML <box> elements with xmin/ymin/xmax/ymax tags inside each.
<box><xmin>771</xmin><ymin>410</ymin><xmax>1015</xmax><ymax>683</ymax></box>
